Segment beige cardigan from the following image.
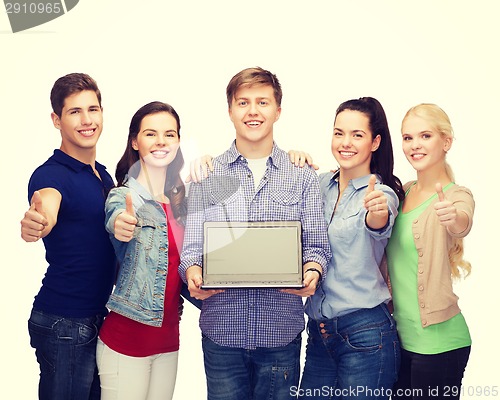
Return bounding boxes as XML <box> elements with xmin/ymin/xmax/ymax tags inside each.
<box><xmin>399</xmin><ymin>181</ymin><xmax>475</xmax><ymax>327</ymax></box>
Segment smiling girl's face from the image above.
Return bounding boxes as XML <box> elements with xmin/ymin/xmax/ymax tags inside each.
<box><xmin>132</xmin><ymin>112</ymin><xmax>180</xmax><ymax>170</ymax></box>
<box><xmin>401</xmin><ymin>114</ymin><xmax>451</xmax><ymax>173</ymax></box>
<box><xmin>331</xmin><ymin>109</ymin><xmax>380</xmax><ymax>179</ymax></box>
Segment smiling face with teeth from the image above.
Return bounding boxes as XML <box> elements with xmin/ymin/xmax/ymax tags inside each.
<box><xmin>228</xmin><ymin>84</ymin><xmax>281</xmax><ymax>158</ymax></box>
<box><xmin>132</xmin><ymin>112</ymin><xmax>180</xmax><ymax>171</ymax></box>
<box><xmin>401</xmin><ymin>114</ymin><xmax>451</xmax><ymax>174</ymax></box>
<box><xmin>332</xmin><ymin>110</ymin><xmax>381</xmax><ymax>180</ymax></box>
<box><xmin>52</xmin><ymin>90</ymin><xmax>103</xmax><ymax>163</ymax></box>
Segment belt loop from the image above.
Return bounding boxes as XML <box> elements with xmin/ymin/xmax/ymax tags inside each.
<box><xmin>380</xmin><ymin>303</ymin><xmax>394</xmax><ymax>328</ymax></box>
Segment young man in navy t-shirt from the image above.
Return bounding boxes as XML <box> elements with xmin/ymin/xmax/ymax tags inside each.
<box><xmin>20</xmin><ymin>73</ymin><xmax>116</xmax><ymax>400</ymax></box>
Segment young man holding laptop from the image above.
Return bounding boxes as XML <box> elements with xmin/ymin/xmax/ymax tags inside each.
<box><xmin>179</xmin><ymin>67</ymin><xmax>331</xmax><ymax>400</ymax></box>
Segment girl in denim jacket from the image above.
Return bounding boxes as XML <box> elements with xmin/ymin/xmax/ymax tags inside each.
<box><xmin>96</xmin><ymin>101</ymin><xmax>189</xmax><ymax>400</ymax></box>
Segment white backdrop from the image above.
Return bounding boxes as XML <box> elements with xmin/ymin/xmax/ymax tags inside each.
<box><xmin>1</xmin><ymin>1</ymin><xmax>499</xmax><ymax>398</ymax></box>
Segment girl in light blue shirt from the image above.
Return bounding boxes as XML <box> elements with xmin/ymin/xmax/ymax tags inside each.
<box><xmin>289</xmin><ymin>97</ymin><xmax>405</xmax><ymax>400</ymax></box>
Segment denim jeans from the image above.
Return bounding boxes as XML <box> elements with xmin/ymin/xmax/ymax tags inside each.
<box><xmin>28</xmin><ymin>308</ymin><xmax>105</xmax><ymax>400</ymax></box>
<box><xmin>298</xmin><ymin>304</ymin><xmax>400</xmax><ymax>400</ymax></box>
<box><xmin>392</xmin><ymin>346</ymin><xmax>471</xmax><ymax>400</ymax></box>
<box><xmin>202</xmin><ymin>334</ymin><xmax>301</xmax><ymax>400</ymax></box>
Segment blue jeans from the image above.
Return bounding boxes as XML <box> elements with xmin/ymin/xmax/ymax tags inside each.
<box><xmin>28</xmin><ymin>308</ymin><xmax>104</xmax><ymax>400</ymax></box>
<box><xmin>202</xmin><ymin>334</ymin><xmax>302</xmax><ymax>400</ymax></box>
<box><xmin>298</xmin><ymin>304</ymin><xmax>400</xmax><ymax>400</ymax></box>
<box><xmin>392</xmin><ymin>346</ymin><xmax>471</xmax><ymax>400</ymax></box>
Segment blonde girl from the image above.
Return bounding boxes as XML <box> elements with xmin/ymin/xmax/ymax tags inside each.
<box><xmin>387</xmin><ymin>103</ymin><xmax>474</xmax><ymax>400</ymax></box>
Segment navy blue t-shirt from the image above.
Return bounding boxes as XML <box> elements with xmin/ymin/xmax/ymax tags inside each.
<box><xmin>28</xmin><ymin>149</ymin><xmax>116</xmax><ymax>317</ymax></box>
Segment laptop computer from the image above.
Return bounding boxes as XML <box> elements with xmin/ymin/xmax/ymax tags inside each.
<box><xmin>201</xmin><ymin>221</ymin><xmax>303</xmax><ymax>289</ymax></box>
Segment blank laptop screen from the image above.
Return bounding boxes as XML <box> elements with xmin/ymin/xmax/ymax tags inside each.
<box><xmin>202</xmin><ymin>221</ymin><xmax>303</xmax><ymax>288</ymax></box>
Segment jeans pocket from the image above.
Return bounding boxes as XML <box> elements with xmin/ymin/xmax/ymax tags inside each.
<box><xmin>28</xmin><ymin>314</ymin><xmax>58</xmax><ymax>372</ymax></box>
<box><xmin>343</xmin><ymin>326</ymin><xmax>383</xmax><ymax>351</ymax></box>
<box><xmin>74</xmin><ymin>320</ymin><xmax>99</xmax><ymax>347</ymax></box>
<box><xmin>28</xmin><ymin>316</ymin><xmax>55</xmax><ymax>338</ymax></box>
<box><xmin>37</xmin><ymin>316</ymin><xmax>99</xmax><ymax>347</ymax></box>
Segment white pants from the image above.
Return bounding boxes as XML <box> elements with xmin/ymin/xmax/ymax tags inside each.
<box><xmin>96</xmin><ymin>338</ymin><xmax>178</xmax><ymax>400</ymax></box>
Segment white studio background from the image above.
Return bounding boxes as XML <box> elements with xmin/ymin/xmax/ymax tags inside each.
<box><xmin>1</xmin><ymin>1</ymin><xmax>498</xmax><ymax>398</ymax></box>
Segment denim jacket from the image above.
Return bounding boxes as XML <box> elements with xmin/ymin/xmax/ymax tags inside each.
<box><xmin>104</xmin><ymin>177</ymin><xmax>173</xmax><ymax>327</ymax></box>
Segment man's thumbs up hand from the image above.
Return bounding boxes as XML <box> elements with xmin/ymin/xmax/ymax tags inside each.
<box><xmin>20</xmin><ymin>191</ymin><xmax>49</xmax><ymax>242</ymax></box>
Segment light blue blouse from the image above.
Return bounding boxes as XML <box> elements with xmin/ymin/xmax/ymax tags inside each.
<box><xmin>305</xmin><ymin>172</ymin><xmax>399</xmax><ymax>320</ymax></box>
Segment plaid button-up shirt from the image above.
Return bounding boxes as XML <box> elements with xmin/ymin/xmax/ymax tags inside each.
<box><xmin>179</xmin><ymin>141</ymin><xmax>331</xmax><ymax>349</ymax></box>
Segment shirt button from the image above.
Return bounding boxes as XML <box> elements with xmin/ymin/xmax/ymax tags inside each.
<box><xmin>320</xmin><ymin>329</ymin><xmax>327</xmax><ymax>334</ymax></box>
<box><xmin>418</xmin><ymin>251</ymin><xmax>423</xmax><ymax>257</ymax></box>
<box><xmin>414</xmin><ymin>234</ymin><xmax>420</xmax><ymax>239</ymax></box>
<box><xmin>420</xmin><ymin>303</ymin><xmax>425</xmax><ymax>308</ymax></box>
<box><xmin>422</xmin><ymin>320</ymin><xmax>428</xmax><ymax>326</ymax></box>
<box><xmin>418</xmin><ymin>269</ymin><xmax>424</xmax><ymax>274</ymax></box>
<box><xmin>419</xmin><ymin>285</ymin><xmax>424</xmax><ymax>291</ymax></box>
<box><xmin>319</xmin><ymin>322</ymin><xmax>325</xmax><ymax>328</ymax></box>
<box><xmin>413</xmin><ymin>219</ymin><xmax>419</xmax><ymax>224</ymax></box>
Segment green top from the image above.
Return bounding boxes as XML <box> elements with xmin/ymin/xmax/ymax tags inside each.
<box><xmin>386</xmin><ymin>184</ymin><xmax>471</xmax><ymax>354</ymax></box>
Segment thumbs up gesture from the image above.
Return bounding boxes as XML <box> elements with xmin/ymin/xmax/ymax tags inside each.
<box><xmin>434</xmin><ymin>183</ymin><xmax>457</xmax><ymax>227</ymax></box>
<box><xmin>114</xmin><ymin>193</ymin><xmax>138</xmax><ymax>242</ymax></box>
<box><xmin>364</xmin><ymin>175</ymin><xmax>389</xmax><ymax>229</ymax></box>
<box><xmin>364</xmin><ymin>175</ymin><xmax>388</xmax><ymax>215</ymax></box>
<box><xmin>20</xmin><ymin>191</ymin><xmax>49</xmax><ymax>242</ymax></box>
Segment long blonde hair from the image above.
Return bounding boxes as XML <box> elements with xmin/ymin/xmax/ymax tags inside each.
<box><xmin>403</xmin><ymin>103</ymin><xmax>471</xmax><ymax>279</ymax></box>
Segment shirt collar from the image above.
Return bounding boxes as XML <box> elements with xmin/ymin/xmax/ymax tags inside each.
<box><xmin>52</xmin><ymin>149</ymin><xmax>107</xmax><ymax>174</ymax></box>
<box><xmin>327</xmin><ymin>172</ymin><xmax>381</xmax><ymax>189</ymax></box>
<box><xmin>351</xmin><ymin>174</ymin><xmax>381</xmax><ymax>190</ymax></box>
<box><xmin>220</xmin><ymin>140</ymin><xmax>283</xmax><ymax>169</ymax></box>
<box><xmin>124</xmin><ymin>176</ymin><xmax>159</xmax><ymax>202</ymax></box>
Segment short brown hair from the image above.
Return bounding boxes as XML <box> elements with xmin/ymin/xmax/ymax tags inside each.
<box><xmin>50</xmin><ymin>73</ymin><xmax>101</xmax><ymax>116</ymax></box>
<box><xmin>226</xmin><ymin>67</ymin><xmax>282</xmax><ymax>108</ymax></box>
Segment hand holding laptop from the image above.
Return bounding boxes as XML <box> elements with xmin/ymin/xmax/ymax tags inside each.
<box><xmin>186</xmin><ymin>265</ymin><xmax>225</xmax><ymax>300</ymax></box>
<box><xmin>281</xmin><ymin>262</ymin><xmax>322</xmax><ymax>297</ymax></box>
